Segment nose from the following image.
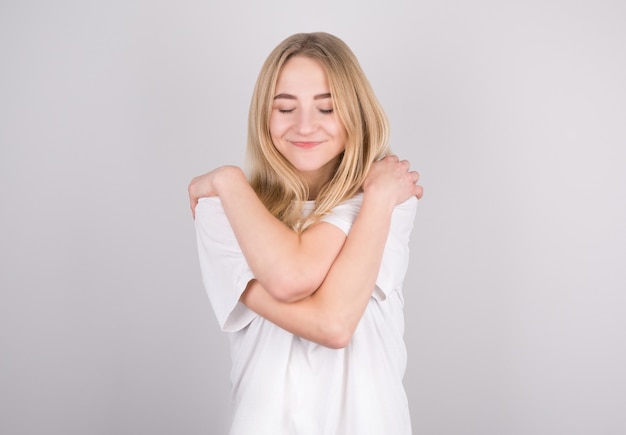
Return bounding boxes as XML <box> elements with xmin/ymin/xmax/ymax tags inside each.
<box><xmin>295</xmin><ymin>109</ymin><xmax>316</xmax><ymax>135</ymax></box>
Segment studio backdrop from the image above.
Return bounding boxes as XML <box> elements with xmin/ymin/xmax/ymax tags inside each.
<box><xmin>1</xmin><ymin>1</ymin><xmax>625</xmax><ymax>434</ymax></box>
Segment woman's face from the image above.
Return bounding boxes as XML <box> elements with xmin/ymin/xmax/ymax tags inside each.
<box><xmin>270</xmin><ymin>56</ymin><xmax>347</xmax><ymax>197</ymax></box>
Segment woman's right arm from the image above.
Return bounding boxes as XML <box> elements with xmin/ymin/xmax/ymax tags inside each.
<box><xmin>240</xmin><ymin>157</ymin><xmax>421</xmax><ymax>348</ymax></box>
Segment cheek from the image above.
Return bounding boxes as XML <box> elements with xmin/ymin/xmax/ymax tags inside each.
<box><xmin>332</xmin><ymin>122</ymin><xmax>348</xmax><ymax>147</ymax></box>
<box><xmin>328</xmin><ymin>117</ymin><xmax>346</xmax><ymax>139</ymax></box>
<box><xmin>269</xmin><ymin>113</ymin><xmax>289</xmax><ymax>136</ymax></box>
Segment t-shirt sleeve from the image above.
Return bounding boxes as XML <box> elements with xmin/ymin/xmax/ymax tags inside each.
<box><xmin>374</xmin><ymin>196</ymin><xmax>418</xmax><ymax>300</ymax></box>
<box><xmin>321</xmin><ymin>194</ymin><xmax>418</xmax><ymax>301</ymax></box>
<box><xmin>194</xmin><ymin>197</ymin><xmax>256</xmax><ymax>332</ymax></box>
<box><xmin>320</xmin><ymin>193</ymin><xmax>364</xmax><ymax>235</ymax></box>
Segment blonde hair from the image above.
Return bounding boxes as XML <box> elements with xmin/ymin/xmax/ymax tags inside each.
<box><xmin>246</xmin><ymin>32</ymin><xmax>390</xmax><ymax>230</ymax></box>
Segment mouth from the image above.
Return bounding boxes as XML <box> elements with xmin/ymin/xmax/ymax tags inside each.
<box><xmin>290</xmin><ymin>141</ymin><xmax>323</xmax><ymax>149</ymax></box>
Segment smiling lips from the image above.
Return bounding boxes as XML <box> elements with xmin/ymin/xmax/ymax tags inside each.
<box><xmin>290</xmin><ymin>141</ymin><xmax>324</xmax><ymax>149</ymax></box>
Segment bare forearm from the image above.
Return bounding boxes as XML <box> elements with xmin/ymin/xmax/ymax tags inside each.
<box><xmin>213</xmin><ymin>166</ymin><xmax>343</xmax><ymax>301</ymax></box>
<box><xmin>242</xmin><ymin>191</ymin><xmax>396</xmax><ymax>348</ymax></box>
<box><xmin>213</xmin><ymin>167</ymin><xmax>293</xmax><ymax>256</ymax></box>
<box><xmin>305</xmin><ymin>192</ymin><xmax>395</xmax><ymax>344</ymax></box>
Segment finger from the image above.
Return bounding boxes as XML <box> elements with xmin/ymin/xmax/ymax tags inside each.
<box><xmin>415</xmin><ymin>184</ymin><xmax>424</xmax><ymax>200</ymax></box>
<box><xmin>188</xmin><ymin>184</ymin><xmax>196</xmax><ymax>214</ymax></box>
<box><xmin>190</xmin><ymin>199</ymin><xmax>198</xmax><ymax>219</ymax></box>
<box><xmin>410</xmin><ymin>170</ymin><xmax>420</xmax><ymax>183</ymax></box>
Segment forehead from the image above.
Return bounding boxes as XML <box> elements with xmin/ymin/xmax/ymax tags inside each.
<box><xmin>275</xmin><ymin>56</ymin><xmax>330</xmax><ymax>93</ymax></box>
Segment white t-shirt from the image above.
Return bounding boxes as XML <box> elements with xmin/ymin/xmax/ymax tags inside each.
<box><xmin>195</xmin><ymin>194</ymin><xmax>418</xmax><ymax>435</ymax></box>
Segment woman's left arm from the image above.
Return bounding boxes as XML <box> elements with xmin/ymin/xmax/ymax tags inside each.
<box><xmin>239</xmin><ymin>158</ymin><xmax>419</xmax><ymax>349</ymax></box>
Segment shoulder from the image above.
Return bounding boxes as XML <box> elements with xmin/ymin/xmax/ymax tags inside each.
<box><xmin>195</xmin><ymin>197</ymin><xmax>232</xmax><ymax>235</ymax></box>
<box><xmin>334</xmin><ymin>193</ymin><xmax>417</xmax><ymax>212</ymax></box>
<box><xmin>394</xmin><ymin>196</ymin><xmax>418</xmax><ymax>216</ymax></box>
<box><xmin>321</xmin><ymin>194</ymin><xmax>417</xmax><ymax>236</ymax></box>
<box><xmin>333</xmin><ymin>193</ymin><xmax>417</xmax><ymax>219</ymax></box>
<box><xmin>387</xmin><ymin>196</ymin><xmax>418</xmax><ymax>243</ymax></box>
<box><xmin>320</xmin><ymin>193</ymin><xmax>364</xmax><ymax>235</ymax></box>
<box><xmin>195</xmin><ymin>197</ymin><xmax>224</xmax><ymax>217</ymax></box>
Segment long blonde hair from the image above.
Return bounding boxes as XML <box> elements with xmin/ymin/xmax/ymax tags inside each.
<box><xmin>246</xmin><ymin>32</ymin><xmax>390</xmax><ymax>230</ymax></box>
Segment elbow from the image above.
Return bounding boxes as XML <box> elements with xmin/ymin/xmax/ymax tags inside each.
<box><xmin>265</xmin><ymin>274</ymin><xmax>319</xmax><ymax>303</ymax></box>
<box><xmin>323</xmin><ymin>335</ymin><xmax>351</xmax><ymax>350</ymax></box>
<box><xmin>318</xmin><ymin>320</ymin><xmax>354</xmax><ymax>349</ymax></box>
<box><xmin>272</xmin><ymin>288</ymin><xmax>312</xmax><ymax>303</ymax></box>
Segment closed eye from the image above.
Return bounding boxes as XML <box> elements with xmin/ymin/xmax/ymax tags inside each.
<box><xmin>319</xmin><ymin>109</ymin><xmax>334</xmax><ymax>114</ymax></box>
<box><xmin>278</xmin><ymin>108</ymin><xmax>295</xmax><ymax>113</ymax></box>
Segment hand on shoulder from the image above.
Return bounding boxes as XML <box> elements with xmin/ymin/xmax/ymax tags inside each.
<box><xmin>188</xmin><ymin>165</ymin><xmax>246</xmax><ymax>218</ymax></box>
<box><xmin>362</xmin><ymin>155</ymin><xmax>423</xmax><ymax>207</ymax></box>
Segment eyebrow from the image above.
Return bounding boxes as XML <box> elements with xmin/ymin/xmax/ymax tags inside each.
<box><xmin>273</xmin><ymin>93</ymin><xmax>332</xmax><ymax>100</ymax></box>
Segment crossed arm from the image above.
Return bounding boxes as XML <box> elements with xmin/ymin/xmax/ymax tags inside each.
<box><xmin>189</xmin><ymin>156</ymin><xmax>422</xmax><ymax>348</ymax></box>
<box><xmin>190</xmin><ymin>165</ymin><xmax>349</xmax><ymax>303</ymax></box>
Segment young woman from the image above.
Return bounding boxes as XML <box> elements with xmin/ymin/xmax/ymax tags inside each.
<box><xmin>189</xmin><ymin>32</ymin><xmax>423</xmax><ymax>435</ymax></box>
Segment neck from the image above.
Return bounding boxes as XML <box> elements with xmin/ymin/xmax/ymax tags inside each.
<box><xmin>301</xmin><ymin>157</ymin><xmax>340</xmax><ymax>200</ymax></box>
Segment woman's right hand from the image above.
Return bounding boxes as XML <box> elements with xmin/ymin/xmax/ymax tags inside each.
<box><xmin>362</xmin><ymin>155</ymin><xmax>423</xmax><ymax>206</ymax></box>
<box><xmin>188</xmin><ymin>165</ymin><xmax>245</xmax><ymax>218</ymax></box>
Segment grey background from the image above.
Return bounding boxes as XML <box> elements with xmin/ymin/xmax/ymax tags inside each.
<box><xmin>1</xmin><ymin>1</ymin><xmax>625</xmax><ymax>434</ymax></box>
